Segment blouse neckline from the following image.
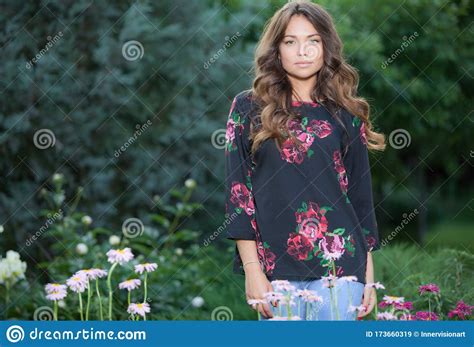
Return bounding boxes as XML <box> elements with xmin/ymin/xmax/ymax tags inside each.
<box><xmin>291</xmin><ymin>100</ymin><xmax>320</xmax><ymax>108</ymax></box>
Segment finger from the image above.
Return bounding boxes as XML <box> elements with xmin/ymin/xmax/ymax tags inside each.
<box><xmin>357</xmin><ymin>292</ymin><xmax>371</xmax><ymax>318</ymax></box>
<box><xmin>358</xmin><ymin>290</ymin><xmax>376</xmax><ymax>317</ymax></box>
<box><xmin>257</xmin><ymin>304</ymin><xmax>267</xmax><ymax>318</ymax></box>
<box><xmin>261</xmin><ymin>303</ymin><xmax>274</xmax><ymax>318</ymax></box>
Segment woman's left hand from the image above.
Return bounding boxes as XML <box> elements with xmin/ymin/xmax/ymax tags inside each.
<box><xmin>357</xmin><ymin>286</ymin><xmax>376</xmax><ymax>318</ymax></box>
<box><xmin>358</xmin><ymin>251</ymin><xmax>376</xmax><ymax>318</ymax></box>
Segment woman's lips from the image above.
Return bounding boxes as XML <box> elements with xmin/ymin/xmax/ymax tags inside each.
<box><xmin>295</xmin><ymin>62</ymin><xmax>313</xmax><ymax>67</ymax></box>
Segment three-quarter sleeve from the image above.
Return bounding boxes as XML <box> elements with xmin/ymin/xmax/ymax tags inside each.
<box><xmin>224</xmin><ymin>93</ymin><xmax>257</xmax><ymax>241</ymax></box>
<box><xmin>342</xmin><ymin>112</ymin><xmax>381</xmax><ymax>252</ymax></box>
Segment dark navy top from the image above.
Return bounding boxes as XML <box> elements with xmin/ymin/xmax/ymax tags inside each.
<box><xmin>224</xmin><ymin>90</ymin><xmax>381</xmax><ymax>284</ymax></box>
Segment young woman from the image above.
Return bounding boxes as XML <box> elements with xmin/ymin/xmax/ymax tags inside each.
<box><xmin>224</xmin><ymin>1</ymin><xmax>386</xmax><ymax>320</ymax></box>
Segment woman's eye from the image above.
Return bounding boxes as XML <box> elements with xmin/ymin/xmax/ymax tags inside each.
<box><xmin>285</xmin><ymin>40</ymin><xmax>295</xmax><ymax>45</ymax></box>
<box><xmin>310</xmin><ymin>39</ymin><xmax>320</xmax><ymax>43</ymax></box>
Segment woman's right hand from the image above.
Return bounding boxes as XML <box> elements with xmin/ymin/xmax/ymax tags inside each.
<box><xmin>244</xmin><ymin>264</ymin><xmax>275</xmax><ymax>319</ymax></box>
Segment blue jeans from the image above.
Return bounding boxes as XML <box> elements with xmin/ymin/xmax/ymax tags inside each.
<box><xmin>258</xmin><ymin>279</ymin><xmax>365</xmax><ymax>321</ymax></box>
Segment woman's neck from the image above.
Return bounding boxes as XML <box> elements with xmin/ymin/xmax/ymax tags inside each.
<box><xmin>288</xmin><ymin>74</ymin><xmax>317</xmax><ymax>102</ymax></box>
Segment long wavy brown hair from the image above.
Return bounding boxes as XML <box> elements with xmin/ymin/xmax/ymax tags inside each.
<box><xmin>249</xmin><ymin>0</ymin><xmax>385</xmax><ymax>160</ymax></box>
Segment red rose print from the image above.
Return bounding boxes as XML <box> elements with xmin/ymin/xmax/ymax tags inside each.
<box><xmin>258</xmin><ymin>241</ymin><xmax>276</xmax><ymax>274</ymax></box>
<box><xmin>309</xmin><ymin>119</ymin><xmax>332</xmax><ymax>138</ymax></box>
<box><xmin>287</xmin><ymin>232</ymin><xmax>314</xmax><ymax>261</ymax></box>
<box><xmin>279</xmin><ymin>117</ymin><xmax>332</xmax><ymax>164</ymax></box>
<box><xmin>295</xmin><ymin>201</ymin><xmax>328</xmax><ymax>228</ymax></box>
<box><xmin>230</xmin><ymin>182</ymin><xmax>254</xmax><ymax>216</ymax></box>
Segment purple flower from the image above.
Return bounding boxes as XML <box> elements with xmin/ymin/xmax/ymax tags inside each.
<box><xmin>415</xmin><ymin>311</ymin><xmax>439</xmax><ymax>321</ymax></box>
<box><xmin>448</xmin><ymin>300</ymin><xmax>473</xmax><ymax>320</ymax></box>
<box><xmin>419</xmin><ymin>283</ymin><xmax>440</xmax><ymax>295</ymax></box>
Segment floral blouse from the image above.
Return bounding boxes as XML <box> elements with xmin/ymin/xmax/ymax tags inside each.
<box><xmin>223</xmin><ymin>90</ymin><xmax>381</xmax><ymax>284</ymax></box>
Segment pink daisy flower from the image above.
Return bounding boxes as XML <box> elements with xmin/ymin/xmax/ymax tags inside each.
<box><xmin>306</xmin><ymin>294</ymin><xmax>323</xmax><ymax>303</ymax></box>
<box><xmin>45</xmin><ymin>283</ymin><xmax>67</xmax><ymax>301</ymax></box>
<box><xmin>127</xmin><ymin>302</ymin><xmax>150</xmax><ymax>317</ymax></box>
<box><xmin>66</xmin><ymin>273</ymin><xmax>88</xmax><ymax>293</ymax></box>
<box><xmin>365</xmin><ymin>282</ymin><xmax>385</xmax><ymax>290</ymax></box>
<box><xmin>247</xmin><ymin>298</ymin><xmax>267</xmax><ymax>305</ymax></box>
<box><xmin>418</xmin><ymin>283</ymin><xmax>440</xmax><ymax>295</ymax></box>
<box><xmin>263</xmin><ymin>291</ymin><xmax>285</xmax><ymax>303</ymax></box>
<box><xmin>134</xmin><ymin>263</ymin><xmax>158</xmax><ymax>274</ymax></box>
<box><xmin>348</xmin><ymin>304</ymin><xmax>366</xmax><ymax>313</ymax></box>
<box><xmin>376</xmin><ymin>312</ymin><xmax>398</xmax><ymax>320</ymax></box>
<box><xmin>394</xmin><ymin>301</ymin><xmax>413</xmax><ymax>311</ymax></box>
<box><xmin>321</xmin><ymin>275</ymin><xmax>338</xmax><ymax>288</ymax></box>
<box><xmin>119</xmin><ymin>279</ymin><xmax>141</xmax><ymax>291</ymax></box>
<box><xmin>271</xmin><ymin>280</ymin><xmax>296</xmax><ymax>293</ymax></box>
<box><xmin>76</xmin><ymin>268</ymin><xmax>108</xmax><ymax>281</ymax></box>
<box><xmin>382</xmin><ymin>295</ymin><xmax>404</xmax><ymax>305</ymax></box>
<box><xmin>106</xmin><ymin>248</ymin><xmax>134</xmax><ymax>265</ymax></box>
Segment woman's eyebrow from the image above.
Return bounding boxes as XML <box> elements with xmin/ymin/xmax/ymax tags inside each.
<box><xmin>284</xmin><ymin>33</ymin><xmax>320</xmax><ymax>38</ymax></box>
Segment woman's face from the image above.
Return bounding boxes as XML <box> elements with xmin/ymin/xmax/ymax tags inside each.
<box><xmin>278</xmin><ymin>15</ymin><xmax>324</xmax><ymax>80</ymax></box>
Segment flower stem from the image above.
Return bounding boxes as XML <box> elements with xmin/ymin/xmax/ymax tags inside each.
<box><xmin>96</xmin><ymin>280</ymin><xmax>104</xmax><ymax>321</ymax></box>
<box><xmin>428</xmin><ymin>297</ymin><xmax>432</xmax><ymax>321</ymax></box>
<box><xmin>78</xmin><ymin>293</ymin><xmax>84</xmax><ymax>321</ymax></box>
<box><xmin>286</xmin><ymin>293</ymin><xmax>292</xmax><ymax>319</ymax></box>
<box><xmin>107</xmin><ymin>262</ymin><xmax>118</xmax><ymax>321</ymax></box>
<box><xmin>128</xmin><ymin>291</ymin><xmax>131</xmax><ymax>306</ymax></box>
<box><xmin>53</xmin><ymin>301</ymin><xmax>58</xmax><ymax>321</ymax></box>
<box><xmin>143</xmin><ymin>272</ymin><xmax>148</xmax><ymax>303</ymax></box>
<box><xmin>85</xmin><ymin>280</ymin><xmax>92</xmax><ymax>321</ymax></box>
<box><xmin>331</xmin><ymin>261</ymin><xmax>340</xmax><ymax>320</ymax></box>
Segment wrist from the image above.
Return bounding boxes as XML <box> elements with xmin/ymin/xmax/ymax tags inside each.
<box><xmin>243</xmin><ymin>261</ymin><xmax>263</xmax><ymax>274</ymax></box>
